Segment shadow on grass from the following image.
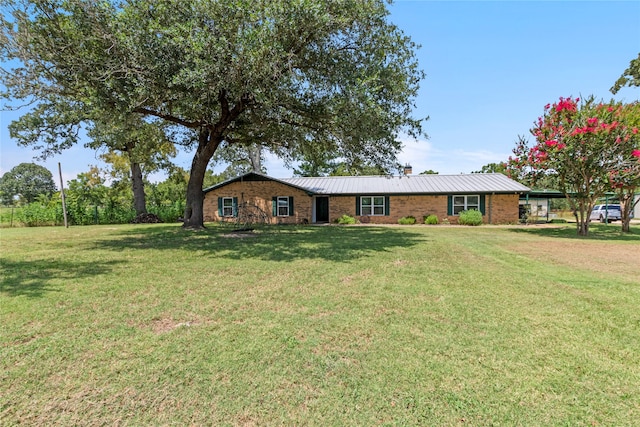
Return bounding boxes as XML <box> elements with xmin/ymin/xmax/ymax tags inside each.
<box><xmin>0</xmin><ymin>258</ymin><xmax>124</xmax><ymax>298</ymax></box>
<box><xmin>507</xmin><ymin>223</ymin><xmax>640</xmax><ymax>242</ymax></box>
<box><xmin>95</xmin><ymin>224</ymin><xmax>429</xmax><ymax>262</ymax></box>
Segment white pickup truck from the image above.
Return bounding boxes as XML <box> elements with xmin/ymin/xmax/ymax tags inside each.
<box><xmin>589</xmin><ymin>204</ymin><xmax>622</xmax><ymax>222</ymax></box>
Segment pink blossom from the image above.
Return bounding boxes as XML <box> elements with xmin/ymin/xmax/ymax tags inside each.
<box><xmin>632</xmin><ymin>149</ymin><xmax>640</xmax><ymax>158</ymax></box>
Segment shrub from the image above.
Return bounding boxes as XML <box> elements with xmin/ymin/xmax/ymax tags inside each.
<box><xmin>548</xmin><ymin>218</ymin><xmax>567</xmax><ymax>224</ymax></box>
<box><xmin>424</xmin><ymin>214</ymin><xmax>439</xmax><ymax>225</ymax></box>
<box><xmin>337</xmin><ymin>214</ymin><xmax>356</xmax><ymax>224</ymax></box>
<box><xmin>398</xmin><ymin>216</ymin><xmax>416</xmax><ymax>225</ymax></box>
<box><xmin>458</xmin><ymin>209</ymin><xmax>483</xmax><ymax>226</ymax></box>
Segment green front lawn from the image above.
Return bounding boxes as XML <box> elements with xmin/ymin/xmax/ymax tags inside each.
<box><xmin>1</xmin><ymin>224</ymin><xmax>639</xmax><ymax>425</ymax></box>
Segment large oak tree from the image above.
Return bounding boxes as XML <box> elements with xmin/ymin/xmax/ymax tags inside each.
<box><xmin>2</xmin><ymin>0</ymin><xmax>424</xmax><ymax>229</ymax></box>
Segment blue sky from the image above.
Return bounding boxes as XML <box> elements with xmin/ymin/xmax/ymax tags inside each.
<box><xmin>1</xmin><ymin>0</ymin><xmax>639</xmax><ymax>184</ymax></box>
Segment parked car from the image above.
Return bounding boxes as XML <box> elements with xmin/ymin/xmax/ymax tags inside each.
<box><xmin>589</xmin><ymin>204</ymin><xmax>622</xmax><ymax>222</ymax></box>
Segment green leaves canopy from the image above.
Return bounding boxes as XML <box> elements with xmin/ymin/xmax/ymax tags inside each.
<box><xmin>2</xmin><ymin>0</ymin><xmax>425</xmax><ymax>228</ymax></box>
<box><xmin>0</xmin><ymin>163</ymin><xmax>57</xmax><ymax>205</ymax></box>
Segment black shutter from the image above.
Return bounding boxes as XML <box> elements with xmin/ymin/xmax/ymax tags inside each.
<box><xmin>288</xmin><ymin>196</ymin><xmax>294</xmax><ymax>216</ymax></box>
<box><xmin>355</xmin><ymin>196</ymin><xmax>361</xmax><ymax>216</ymax></box>
<box><xmin>384</xmin><ymin>196</ymin><xmax>390</xmax><ymax>216</ymax></box>
<box><xmin>272</xmin><ymin>197</ymin><xmax>277</xmax><ymax>216</ymax></box>
<box><xmin>480</xmin><ymin>195</ymin><xmax>486</xmax><ymax>215</ymax></box>
<box><xmin>233</xmin><ymin>197</ymin><xmax>238</xmax><ymax>217</ymax></box>
<box><xmin>217</xmin><ymin>197</ymin><xmax>222</xmax><ymax>216</ymax></box>
<box><xmin>447</xmin><ymin>195</ymin><xmax>453</xmax><ymax>215</ymax></box>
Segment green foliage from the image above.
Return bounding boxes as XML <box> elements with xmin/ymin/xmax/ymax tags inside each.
<box><xmin>472</xmin><ymin>162</ymin><xmax>507</xmax><ymax>174</ymax></box>
<box><xmin>3</xmin><ymin>0</ymin><xmax>425</xmax><ymax>228</ymax></box>
<box><xmin>149</xmin><ymin>200</ymin><xmax>185</xmax><ymax>223</ymax></box>
<box><xmin>549</xmin><ymin>218</ymin><xmax>568</xmax><ymax>224</ymax></box>
<box><xmin>1</xmin><ymin>166</ymin><xmax>188</xmax><ymax>226</ymax></box>
<box><xmin>397</xmin><ymin>215</ymin><xmax>416</xmax><ymax>225</ymax></box>
<box><xmin>424</xmin><ymin>214</ymin><xmax>439</xmax><ymax>225</ymax></box>
<box><xmin>336</xmin><ymin>214</ymin><xmax>356</xmax><ymax>224</ymax></box>
<box><xmin>458</xmin><ymin>209</ymin><xmax>483</xmax><ymax>226</ymax></box>
<box><xmin>0</xmin><ymin>163</ymin><xmax>57</xmax><ymax>205</ymax></box>
<box><xmin>611</xmin><ymin>53</ymin><xmax>640</xmax><ymax>94</ymax></box>
<box><xmin>18</xmin><ymin>201</ymin><xmax>62</xmax><ymax>227</ymax></box>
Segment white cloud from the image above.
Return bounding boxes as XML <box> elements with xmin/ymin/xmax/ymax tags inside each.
<box><xmin>397</xmin><ymin>137</ymin><xmax>509</xmax><ymax>175</ymax></box>
<box><xmin>261</xmin><ymin>137</ymin><xmax>512</xmax><ymax>177</ymax></box>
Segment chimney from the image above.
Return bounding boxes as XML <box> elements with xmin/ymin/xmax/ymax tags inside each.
<box><xmin>403</xmin><ymin>164</ymin><xmax>413</xmax><ymax>176</ymax></box>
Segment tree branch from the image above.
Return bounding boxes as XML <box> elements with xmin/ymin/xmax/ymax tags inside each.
<box><xmin>133</xmin><ymin>107</ymin><xmax>203</xmax><ymax>128</ymax></box>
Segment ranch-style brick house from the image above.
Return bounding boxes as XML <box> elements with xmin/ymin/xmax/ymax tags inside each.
<box><xmin>203</xmin><ymin>172</ymin><xmax>530</xmax><ymax>225</ymax></box>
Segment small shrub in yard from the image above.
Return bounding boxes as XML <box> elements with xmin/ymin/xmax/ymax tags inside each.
<box><xmin>337</xmin><ymin>214</ymin><xmax>356</xmax><ymax>224</ymax></box>
<box><xmin>458</xmin><ymin>209</ymin><xmax>483</xmax><ymax>226</ymax></box>
<box><xmin>424</xmin><ymin>214</ymin><xmax>439</xmax><ymax>225</ymax></box>
<box><xmin>398</xmin><ymin>216</ymin><xmax>417</xmax><ymax>225</ymax></box>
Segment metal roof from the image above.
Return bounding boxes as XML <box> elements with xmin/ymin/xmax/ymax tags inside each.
<box><xmin>203</xmin><ymin>172</ymin><xmax>530</xmax><ymax>195</ymax></box>
<box><xmin>281</xmin><ymin>173</ymin><xmax>530</xmax><ymax>195</ymax></box>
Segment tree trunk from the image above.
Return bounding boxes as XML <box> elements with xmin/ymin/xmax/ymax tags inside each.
<box><xmin>248</xmin><ymin>145</ymin><xmax>262</xmax><ymax>172</ymax></box>
<box><xmin>182</xmin><ymin>129</ymin><xmax>222</xmax><ymax>229</ymax></box>
<box><xmin>130</xmin><ymin>161</ymin><xmax>147</xmax><ymax>216</ymax></box>
<box><xmin>619</xmin><ymin>190</ymin><xmax>637</xmax><ymax>233</ymax></box>
<box><xmin>573</xmin><ymin>198</ymin><xmax>591</xmax><ymax>236</ymax></box>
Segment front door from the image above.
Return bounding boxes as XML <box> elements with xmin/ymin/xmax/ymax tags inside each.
<box><xmin>315</xmin><ymin>197</ymin><xmax>329</xmax><ymax>223</ymax></box>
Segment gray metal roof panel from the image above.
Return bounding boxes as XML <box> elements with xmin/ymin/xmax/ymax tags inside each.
<box><xmin>281</xmin><ymin>173</ymin><xmax>530</xmax><ymax>195</ymax></box>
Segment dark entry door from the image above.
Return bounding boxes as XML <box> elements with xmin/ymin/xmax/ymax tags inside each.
<box><xmin>315</xmin><ymin>197</ymin><xmax>329</xmax><ymax>223</ymax></box>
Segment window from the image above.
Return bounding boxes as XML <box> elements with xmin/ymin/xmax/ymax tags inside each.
<box><xmin>452</xmin><ymin>195</ymin><xmax>480</xmax><ymax>215</ymax></box>
<box><xmin>272</xmin><ymin>196</ymin><xmax>294</xmax><ymax>217</ymax></box>
<box><xmin>361</xmin><ymin>196</ymin><xmax>385</xmax><ymax>216</ymax></box>
<box><xmin>277</xmin><ymin>196</ymin><xmax>289</xmax><ymax>216</ymax></box>
<box><xmin>218</xmin><ymin>197</ymin><xmax>237</xmax><ymax>217</ymax></box>
<box><xmin>222</xmin><ymin>197</ymin><xmax>234</xmax><ymax>217</ymax></box>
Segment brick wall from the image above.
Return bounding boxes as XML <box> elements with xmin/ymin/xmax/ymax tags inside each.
<box><xmin>204</xmin><ymin>179</ymin><xmax>522</xmax><ymax>225</ymax></box>
<box><xmin>329</xmin><ymin>194</ymin><xmax>520</xmax><ymax>224</ymax></box>
<box><xmin>204</xmin><ymin>180</ymin><xmax>312</xmax><ymax>224</ymax></box>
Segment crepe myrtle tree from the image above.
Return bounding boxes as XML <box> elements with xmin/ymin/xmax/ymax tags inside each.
<box><xmin>507</xmin><ymin>96</ymin><xmax>638</xmax><ymax>236</ymax></box>
<box><xmin>2</xmin><ymin>0</ymin><xmax>425</xmax><ymax>229</ymax></box>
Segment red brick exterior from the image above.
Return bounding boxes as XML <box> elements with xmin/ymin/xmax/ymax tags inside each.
<box><xmin>204</xmin><ymin>178</ymin><xmax>522</xmax><ymax>225</ymax></box>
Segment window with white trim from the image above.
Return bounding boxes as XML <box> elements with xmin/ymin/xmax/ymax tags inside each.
<box><xmin>453</xmin><ymin>195</ymin><xmax>479</xmax><ymax>215</ymax></box>
<box><xmin>361</xmin><ymin>196</ymin><xmax>385</xmax><ymax>216</ymax></box>
<box><xmin>277</xmin><ymin>196</ymin><xmax>290</xmax><ymax>216</ymax></box>
<box><xmin>222</xmin><ymin>197</ymin><xmax>234</xmax><ymax>217</ymax></box>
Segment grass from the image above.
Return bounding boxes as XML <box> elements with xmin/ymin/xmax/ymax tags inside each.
<box><xmin>1</xmin><ymin>223</ymin><xmax>639</xmax><ymax>426</ymax></box>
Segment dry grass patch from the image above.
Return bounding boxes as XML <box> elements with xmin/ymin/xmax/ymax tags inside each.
<box><xmin>507</xmin><ymin>239</ymin><xmax>640</xmax><ymax>281</ymax></box>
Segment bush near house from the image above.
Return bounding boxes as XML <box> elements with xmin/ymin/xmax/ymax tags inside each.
<box><xmin>398</xmin><ymin>216</ymin><xmax>417</xmax><ymax>225</ymax></box>
<box><xmin>336</xmin><ymin>214</ymin><xmax>357</xmax><ymax>224</ymax></box>
<box><xmin>424</xmin><ymin>214</ymin><xmax>439</xmax><ymax>224</ymax></box>
<box><xmin>458</xmin><ymin>209</ymin><xmax>483</xmax><ymax>226</ymax></box>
